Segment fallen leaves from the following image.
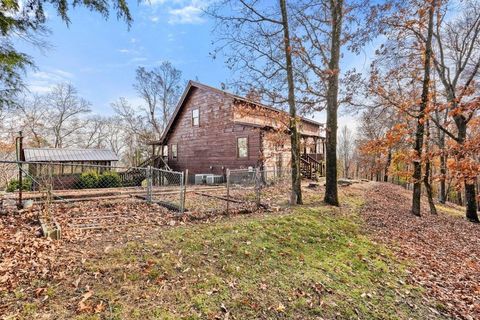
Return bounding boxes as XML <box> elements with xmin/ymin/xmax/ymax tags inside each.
<box><xmin>361</xmin><ymin>182</ymin><xmax>480</xmax><ymax>320</ymax></box>
<box><xmin>0</xmin><ymin>211</ymin><xmax>60</xmax><ymax>293</ymax></box>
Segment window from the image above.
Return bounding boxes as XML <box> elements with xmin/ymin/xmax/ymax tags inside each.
<box><xmin>171</xmin><ymin>144</ymin><xmax>177</xmax><ymax>159</ymax></box>
<box><xmin>192</xmin><ymin>108</ymin><xmax>199</xmax><ymax>126</ymax></box>
<box><xmin>163</xmin><ymin>145</ymin><xmax>168</xmax><ymax>158</ymax></box>
<box><xmin>237</xmin><ymin>137</ymin><xmax>248</xmax><ymax>158</ymax></box>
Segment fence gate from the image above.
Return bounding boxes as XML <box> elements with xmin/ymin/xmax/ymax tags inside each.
<box><xmin>149</xmin><ymin>167</ymin><xmax>185</xmax><ymax>214</ymax></box>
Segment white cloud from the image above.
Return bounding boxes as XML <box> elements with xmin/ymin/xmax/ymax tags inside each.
<box><xmin>143</xmin><ymin>0</ymin><xmax>208</xmax><ymax>25</ymax></box>
<box><xmin>28</xmin><ymin>68</ymin><xmax>75</xmax><ymax>94</ymax></box>
<box><xmin>29</xmin><ymin>85</ymin><xmax>55</xmax><ymax>94</ymax></box>
<box><xmin>168</xmin><ymin>4</ymin><xmax>204</xmax><ymax>24</ymax></box>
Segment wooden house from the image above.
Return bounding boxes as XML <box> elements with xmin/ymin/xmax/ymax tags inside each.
<box><xmin>149</xmin><ymin>81</ymin><xmax>325</xmax><ymax>179</ymax></box>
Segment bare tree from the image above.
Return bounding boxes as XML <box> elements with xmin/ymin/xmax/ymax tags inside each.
<box><xmin>208</xmin><ymin>0</ymin><xmax>304</xmax><ymax>204</ymax></box>
<box><xmin>79</xmin><ymin>117</ymin><xmax>108</xmax><ymax>149</ymax></box>
<box><xmin>16</xmin><ymin>95</ymin><xmax>50</xmax><ymax>147</ymax></box>
<box><xmin>111</xmin><ymin>97</ymin><xmax>152</xmax><ymax>166</ymax></box>
<box><xmin>291</xmin><ymin>0</ymin><xmax>391</xmax><ymax>206</ymax></box>
<box><xmin>134</xmin><ymin>62</ymin><xmax>182</xmax><ymax>139</ymax></box>
<box><xmin>44</xmin><ymin>83</ymin><xmax>91</xmax><ymax>148</ymax></box>
<box><xmin>338</xmin><ymin>125</ymin><xmax>354</xmax><ymax>178</ymax></box>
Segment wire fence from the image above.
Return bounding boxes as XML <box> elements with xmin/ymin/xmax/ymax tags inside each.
<box><xmin>184</xmin><ymin>168</ymin><xmax>292</xmax><ymax>215</ymax></box>
<box><xmin>150</xmin><ymin>168</ymin><xmax>185</xmax><ymax>213</ymax></box>
<box><xmin>0</xmin><ymin>160</ymin><xmax>184</xmax><ymax>214</ymax></box>
<box><xmin>1</xmin><ymin>160</ymin><xmax>297</xmax><ymax>236</ymax></box>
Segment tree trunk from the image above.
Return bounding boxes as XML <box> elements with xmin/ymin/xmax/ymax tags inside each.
<box><xmin>465</xmin><ymin>182</ymin><xmax>478</xmax><ymax>222</ymax></box>
<box><xmin>411</xmin><ymin>0</ymin><xmax>434</xmax><ymax>217</ymax></box>
<box><xmin>324</xmin><ymin>0</ymin><xmax>343</xmax><ymax>206</ymax></box>
<box><xmin>279</xmin><ymin>0</ymin><xmax>302</xmax><ymax>205</ymax></box>
<box><xmin>455</xmin><ymin>118</ymin><xmax>479</xmax><ymax>221</ymax></box>
<box><xmin>439</xmin><ymin>152</ymin><xmax>447</xmax><ymax>203</ymax></box>
<box><xmin>423</xmin><ymin>119</ymin><xmax>437</xmax><ymax>214</ymax></box>
<box><xmin>384</xmin><ymin>148</ymin><xmax>392</xmax><ymax>182</ymax></box>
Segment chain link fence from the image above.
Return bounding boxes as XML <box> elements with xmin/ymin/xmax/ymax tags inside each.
<box><xmin>227</xmin><ymin>168</ymin><xmax>292</xmax><ymax>212</ymax></box>
<box><xmin>0</xmin><ymin>160</ymin><xmax>184</xmax><ymax>213</ymax></box>
<box><xmin>150</xmin><ymin>167</ymin><xmax>185</xmax><ymax>213</ymax></box>
<box><xmin>1</xmin><ymin>160</ymin><xmax>294</xmax><ymax>220</ymax></box>
<box><xmin>183</xmin><ymin>167</ymin><xmax>292</xmax><ymax>215</ymax></box>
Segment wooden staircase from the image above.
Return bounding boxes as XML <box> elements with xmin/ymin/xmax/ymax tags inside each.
<box><xmin>135</xmin><ymin>154</ymin><xmax>171</xmax><ymax>171</ymax></box>
<box><xmin>119</xmin><ymin>155</ymin><xmax>172</xmax><ymax>186</ymax></box>
<box><xmin>300</xmin><ymin>154</ymin><xmax>324</xmax><ymax>180</ymax></box>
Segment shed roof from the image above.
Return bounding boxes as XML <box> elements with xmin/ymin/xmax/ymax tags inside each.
<box><xmin>23</xmin><ymin>148</ymin><xmax>119</xmax><ymax>162</ymax></box>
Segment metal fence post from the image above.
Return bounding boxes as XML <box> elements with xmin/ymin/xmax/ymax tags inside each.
<box><xmin>147</xmin><ymin>166</ymin><xmax>152</xmax><ymax>203</ymax></box>
<box><xmin>226</xmin><ymin>169</ymin><xmax>230</xmax><ymax>215</ymax></box>
<box><xmin>183</xmin><ymin>169</ymin><xmax>188</xmax><ymax>213</ymax></box>
<box><xmin>179</xmin><ymin>171</ymin><xmax>185</xmax><ymax>214</ymax></box>
<box><xmin>16</xmin><ymin>131</ymin><xmax>24</xmax><ymax>209</ymax></box>
<box><xmin>255</xmin><ymin>167</ymin><xmax>261</xmax><ymax>209</ymax></box>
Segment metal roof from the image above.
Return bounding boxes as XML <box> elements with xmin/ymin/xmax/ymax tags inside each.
<box><xmin>23</xmin><ymin>148</ymin><xmax>119</xmax><ymax>162</ymax></box>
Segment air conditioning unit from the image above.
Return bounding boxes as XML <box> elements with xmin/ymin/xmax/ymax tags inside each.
<box><xmin>195</xmin><ymin>174</ymin><xmax>207</xmax><ymax>185</ymax></box>
<box><xmin>206</xmin><ymin>175</ymin><xmax>223</xmax><ymax>185</ymax></box>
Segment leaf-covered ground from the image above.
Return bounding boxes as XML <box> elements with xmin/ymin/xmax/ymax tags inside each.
<box><xmin>0</xmin><ymin>181</ymin><xmax>473</xmax><ymax>319</ymax></box>
<box><xmin>361</xmin><ymin>183</ymin><xmax>480</xmax><ymax>320</ymax></box>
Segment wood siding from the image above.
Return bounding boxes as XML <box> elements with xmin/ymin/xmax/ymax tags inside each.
<box><xmin>163</xmin><ymin>87</ymin><xmax>262</xmax><ymax>175</ymax></box>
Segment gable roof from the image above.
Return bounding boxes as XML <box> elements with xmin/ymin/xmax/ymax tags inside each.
<box><xmin>23</xmin><ymin>148</ymin><xmax>119</xmax><ymax>162</ymax></box>
<box><xmin>151</xmin><ymin>80</ymin><xmax>323</xmax><ymax>145</ymax></box>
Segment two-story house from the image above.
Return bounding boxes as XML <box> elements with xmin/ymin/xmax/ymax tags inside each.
<box><xmin>149</xmin><ymin>81</ymin><xmax>325</xmax><ymax>179</ymax></box>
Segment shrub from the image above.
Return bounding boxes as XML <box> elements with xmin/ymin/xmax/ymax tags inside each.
<box><xmin>97</xmin><ymin>171</ymin><xmax>121</xmax><ymax>188</ymax></box>
<box><xmin>6</xmin><ymin>178</ymin><xmax>32</xmax><ymax>192</ymax></box>
<box><xmin>77</xmin><ymin>171</ymin><xmax>99</xmax><ymax>189</ymax></box>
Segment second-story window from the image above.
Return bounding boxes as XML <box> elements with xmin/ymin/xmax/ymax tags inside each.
<box><xmin>237</xmin><ymin>137</ymin><xmax>248</xmax><ymax>158</ymax></box>
<box><xmin>192</xmin><ymin>108</ymin><xmax>199</xmax><ymax>126</ymax></box>
<box><xmin>172</xmin><ymin>144</ymin><xmax>177</xmax><ymax>159</ymax></box>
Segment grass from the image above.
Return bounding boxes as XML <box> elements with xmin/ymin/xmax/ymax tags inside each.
<box><xmin>64</xmin><ymin>195</ymin><xmax>439</xmax><ymax>320</ymax></box>
<box><xmin>6</xmin><ymin>189</ymin><xmax>446</xmax><ymax>319</ymax></box>
<box><xmin>436</xmin><ymin>203</ymin><xmax>465</xmax><ymax>217</ymax></box>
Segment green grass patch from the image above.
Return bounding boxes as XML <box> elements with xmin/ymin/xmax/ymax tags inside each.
<box><xmin>83</xmin><ymin>202</ymin><xmax>439</xmax><ymax>319</ymax></box>
<box><xmin>436</xmin><ymin>203</ymin><xmax>464</xmax><ymax>217</ymax></box>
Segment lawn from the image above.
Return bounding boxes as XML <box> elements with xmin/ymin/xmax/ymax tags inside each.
<box><xmin>8</xmin><ymin>187</ymin><xmax>447</xmax><ymax>320</ymax></box>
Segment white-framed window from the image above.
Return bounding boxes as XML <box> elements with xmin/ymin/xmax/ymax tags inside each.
<box><xmin>171</xmin><ymin>144</ymin><xmax>177</xmax><ymax>159</ymax></box>
<box><xmin>237</xmin><ymin>137</ymin><xmax>248</xmax><ymax>158</ymax></box>
<box><xmin>192</xmin><ymin>108</ymin><xmax>199</xmax><ymax>126</ymax></box>
<box><xmin>163</xmin><ymin>145</ymin><xmax>168</xmax><ymax>157</ymax></box>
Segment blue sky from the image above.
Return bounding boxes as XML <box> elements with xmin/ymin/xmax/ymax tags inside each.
<box><xmin>20</xmin><ymin>0</ymin><xmax>376</xmax><ymax>129</ymax></box>
<box><xmin>21</xmin><ymin>0</ymin><xmax>228</xmax><ymax>115</ymax></box>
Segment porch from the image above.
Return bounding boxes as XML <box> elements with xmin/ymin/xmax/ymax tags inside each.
<box><xmin>300</xmin><ymin>136</ymin><xmax>325</xmax><ymax>179</ymax></box>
